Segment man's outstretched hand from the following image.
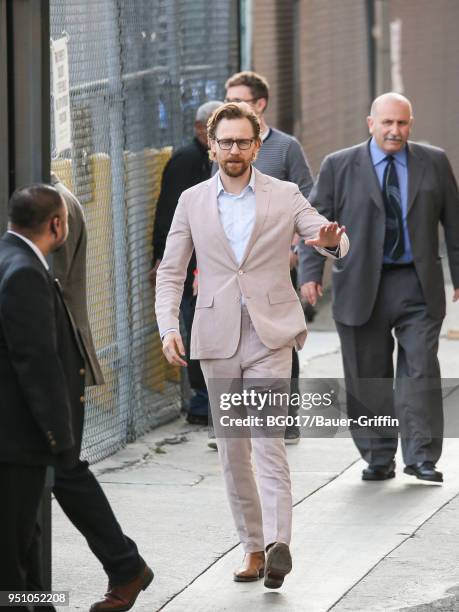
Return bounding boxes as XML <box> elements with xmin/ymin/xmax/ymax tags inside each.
<box><xmin>162</xmin><ymin>331</ymin><xmax>187</xmax><ymax>367</ymax></box>
<box><xmin>304</xmin><ymin>222</ymin><xmax>346</xmax><ymax>249</ymax></box>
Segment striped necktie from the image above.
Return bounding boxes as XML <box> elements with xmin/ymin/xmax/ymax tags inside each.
<box><xmin>382</xmin><ymin>155</ymin><xmax>405</xmax><ymax>260</ymax></box>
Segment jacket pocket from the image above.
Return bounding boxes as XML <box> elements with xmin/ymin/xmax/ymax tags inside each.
<box><xmin>196</xmin><ymin>295</ymin><xmax>214</xmax><ymax>308</ymax></box>
<box><xmin>268</xmin><ymin>289</ymin><xmax>298</xmax><ymax>305</ymax></box>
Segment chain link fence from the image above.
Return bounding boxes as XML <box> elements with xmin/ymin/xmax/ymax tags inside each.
<box><xmin>49</xmin><ymin>0</ymin><xmax>239</xmax><ymax>463</ymax></box>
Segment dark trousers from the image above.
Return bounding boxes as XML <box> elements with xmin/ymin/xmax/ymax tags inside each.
<box><xmin>51</xmin><ymin>398</ymin><xmax>142</xmax><ymax>586</ymax></box>
<box><xmin>286</xmin><ymin>349</ymin><xmax>300</xmax><ymax>434</ymax></box>
<box><xmin>53</xmin><ymin>460</ymin><xmax>142</xmax><ymax>585</ymax></box>
<box><xmin>0</xmin><ymin>464</ymin><xmax>47</xmax><ymax>611</ymax></box>
<box><xmin>336</xmin><ymin>266</ymin><xmax>443</xmax><ymax>466</ymax></box>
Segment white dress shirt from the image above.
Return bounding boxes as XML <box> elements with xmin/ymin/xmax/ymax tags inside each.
<box><xmin>216</xmin><ymin>169</ymin><xmax>256</xmax><ymax>265</ymax></box>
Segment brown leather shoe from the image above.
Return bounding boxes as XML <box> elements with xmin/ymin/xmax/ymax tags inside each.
<box><xmin>233</xmin><ymin>551</ymin><xmax>265</xmax><ymax>582</ymax></box>
<box><xmin>90</xmin><ymin>564</ymin><xmax>154</xmax><ymax>611</ymax></box>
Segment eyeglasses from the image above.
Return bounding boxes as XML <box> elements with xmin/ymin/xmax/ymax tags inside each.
<box><xmin>224</xmin><ymin>97</ymin><xmax>259</xmax><ymax>104</ymax></box>
<box><xmin>215</xmin><ymin>138</ymin><xmax>255</xmax><ymax>150</ymax></box>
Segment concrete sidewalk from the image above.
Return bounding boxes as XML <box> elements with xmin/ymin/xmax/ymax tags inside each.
<box><xmin>53</xmin><ymin>302</ymin><xmax>459</xmax><ymax>611</ymax></box>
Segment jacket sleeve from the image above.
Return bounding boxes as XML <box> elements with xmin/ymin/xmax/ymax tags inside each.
<box><xmin>285</xmin><ymin>137</ymin><xmax>314</xmax><ymax>198</ymax></box>
<box><xmin>152</xmin><ymin>153</ymin><xmax>194</xmax><ymax>261</ymax></box>
<box><xmin>297</xmin><ymin>155</ymin><xmax>340</xmax><ymax>285</ymax></box>
<box><xmin>439</xmin><ymin>152</ymin><xmax>459</xmax><ymax>289</ymax></box>
<box><xmin>0</xmin><ymin>267</ymin><xmax>75</xmax><ymax>453</ymax></box>
<box><xmin>53</xmin><ymin>187</ymin><xmax>85</xmax><ymax>284</ymax></box>
<box><xmin>155</xmin><ymin>193</ymin><xmax>194</xmax><ymax>336</ymax></box>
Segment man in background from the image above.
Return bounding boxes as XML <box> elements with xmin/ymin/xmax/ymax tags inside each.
<box><xmin>150</xmin><ymin>100</ymin><xmax>222</xmax><ymax>425</ymax></box>
<box><xmin>51</xmin><ymin>172</ymin><xmax>104</xmax><ymax>386</ymax></box>
<box><xmin>50</xmin><ymin>174</ymin><xmax>153</xmax><ymax>612</ymax></box>
<box><xmin>300</xmin><ymin>92</ymin><xmax>459</xmax><ymax>483</ymax></box>
<box><xmin>224</xmin><ymin>71</ymin><xmax>314</xmax><ymax>444</ymax></box>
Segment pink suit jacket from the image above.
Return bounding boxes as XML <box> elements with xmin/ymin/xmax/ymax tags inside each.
<box><xmin>155</xmin><ymin>168</ymin><xmax>349</xmax><ymax>359</ymax></box>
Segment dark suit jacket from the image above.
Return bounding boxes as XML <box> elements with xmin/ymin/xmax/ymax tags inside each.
<box><xmin>0</xmin><ymin>233</ymin><xmax>84</xmax><ymax>465</ymax></box>
<box><xmin>299</xmin><ymin>140</ymin><xmax>459</xmax><ymax>325</ymax></box>
<box><xmin>51</xmin><ymin>173</ymin><xmax>104</xmax><ymax>386</ymax></box>
<box><xmin>152</xmin><ymin>137</ymin><xmax>211</xmax><ymax>294</ymax></box>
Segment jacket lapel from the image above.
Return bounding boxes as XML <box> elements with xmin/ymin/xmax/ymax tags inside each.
<box><xmin>356</xmin><ymin>141</ymin><xmax>385</xmax><ymax>211</ymax></box>
<box><xmin>240</xmin><ymin>168</ymin><xmax>270</xmax><ymax>267</ymax></box>
<box><xmin>406</xmin><ymin>143</ymin><xmax>425</xmax><ymax>214</ymax></box>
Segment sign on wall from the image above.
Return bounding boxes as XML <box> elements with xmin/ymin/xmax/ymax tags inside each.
<box><xmin>51</xmin><ymin>36</ymin><xmax>72</xmax><ymax>155</ymax></box>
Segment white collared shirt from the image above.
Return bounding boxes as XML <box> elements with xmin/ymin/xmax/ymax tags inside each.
<box><xmin>216</xmin><ymin>168</ymin><xmax>256</xmax><ymax>266</ymax></box>
<box><xmin>7</xmin><ymin>230</ymin><xmax>49</xmax><ymax>270</ymax></box>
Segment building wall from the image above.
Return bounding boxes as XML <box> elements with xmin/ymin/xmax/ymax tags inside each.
<box><xmin>252</xmin><ymin>0</ymin><xmax>295</xmax><ymax>135</ymax></box>
<box><xmin>251</xmin><ymin>0</ymin><xmax>459</xmax><ymax>179</ymax></box>
<box><xmin>391</xmin><ymin>0</ymin><xmax>459</xmax><ymax>176</ymax></box>
<box><xmin>252</xmin><ymin>0</ymin><xmax>370</xmax><ymax>176</ymax></box>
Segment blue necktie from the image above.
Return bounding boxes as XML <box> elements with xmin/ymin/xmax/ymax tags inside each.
<box><xmin>382</xmin><ymin>155</ymin><xmax>405</xmax><ymax>260</ymax></box>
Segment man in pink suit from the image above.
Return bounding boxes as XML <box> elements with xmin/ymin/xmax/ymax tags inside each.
<box><xmin>155</xmin><ymin>102</ymin><xmax>349</xmax><ymax>588</ymax></box>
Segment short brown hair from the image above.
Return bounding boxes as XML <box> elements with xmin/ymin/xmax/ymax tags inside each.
<box><xmin>207</xmin><ymin>102</ymin><xmax>261</xmax><ymax>141</ymax></box>
<box><xmin>225</xmin><ymin>71</ymin><xmax>270</xmax><ymax>102</ymax></box>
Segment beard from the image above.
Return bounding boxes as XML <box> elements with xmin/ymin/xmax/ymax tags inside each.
<box><xmin>221</xmin><ymin>156</ymin><xmax>251</xmax><ymax>178</ymax></box>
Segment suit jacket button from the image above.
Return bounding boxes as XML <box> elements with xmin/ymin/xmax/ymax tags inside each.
<box><xmin>238</xmin><ymin>270</ymin><xmax>244</xmax><ymax>275</ymax></box>
<box><xmin>79</xmin><ymin>395</ymin><xmax>85</xmax><ymax>403</ymax></box>
<box><xmin>79</xmin><ymin>368</ymin><xmax>85</xmax><ymax>376</ymax></box>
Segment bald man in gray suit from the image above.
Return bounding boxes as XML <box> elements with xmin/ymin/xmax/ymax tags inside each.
<box><xmin>299</xmin><ymin>93</ymin><xmax>459</xmax><ymax>483</ymax></box>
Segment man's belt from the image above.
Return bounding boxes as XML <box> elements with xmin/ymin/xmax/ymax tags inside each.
<box><xmin>382</xmin><ymin>262</ymin><xmax>415</xmax><ymax>271</ymax></box>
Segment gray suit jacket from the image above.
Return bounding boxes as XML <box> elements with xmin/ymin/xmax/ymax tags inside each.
<box><xmin>51</xmin><ymin>173</ymin><xmax>104</xmax><ymax>386</ymax></box>
<box><xmin>299</xmin><ymin>140</ymin><xmax>459</xmax><ymax>326</ymax></box>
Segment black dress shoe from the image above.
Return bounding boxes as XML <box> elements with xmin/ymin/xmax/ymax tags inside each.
<box><xmin>185</xmin><ymin>413</ymin><xmax>208</xmax><ymax>426</ymax></box>
<box><xmin>362</xmin><ymin>460</ymin><xmax>396</xmax><ymax>481</ymax></box>
<box><xmin>404</xmin><ymin>461</ymin><xmax>443</xmax><ymax>482</ymax></box>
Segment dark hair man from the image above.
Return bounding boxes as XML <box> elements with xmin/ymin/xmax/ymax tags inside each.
<box><xmin>225</xmin><ymin>70</ymin><xmax>315</xmax><ymax>444</ymax></box>
<box><xmin>49</xmin><ymin>174</ymin><xmax>153</xmax><ymax>612</ymax></box>
<box><xmin>0</xmin><ymin>184</ymin><xmax>75</xmax><ymax>601</ymax></box>
<box><xmin>150</xmin><ymin>100</ymin><xmax>222</xmax><ymax>425</ymax></box>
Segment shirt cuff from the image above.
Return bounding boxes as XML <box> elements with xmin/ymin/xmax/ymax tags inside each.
<box><xmin>324</xmin><ymin>245</ymin><xmax>340</xmax><ymax>256</ymax></box>
<box><xmin>161</xmin><ymin>328</ymin><xmax>178</xmax><ymax>341</ymax></box>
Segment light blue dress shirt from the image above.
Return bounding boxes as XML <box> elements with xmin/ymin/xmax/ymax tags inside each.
<box><xmin>369</xmin><ymin>137</ymin><xmax>413</xmax><ymax>264</ymax></box>
<box><xmin>217</xmin><ymin>169</ymin><xmax>257</xmax><ymax>265</ymax></box>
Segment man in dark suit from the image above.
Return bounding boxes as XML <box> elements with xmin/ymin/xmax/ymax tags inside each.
<box><xmin>150</xmin><ymin>100</ymin><xmax>222</xmax><ymax>425</ymax></box>
<box><xmin>48</xmin><ymin>176</ymin><xmax>153</xmax><ymax>612</ymax></box>
<box><xmin>299</xmin><ymin>92</ymin><xmax>459</xmax><ymax>482</ymax></box>
<box><xmin>0</xmin><ymin>184</ymin><xmax>76</xmax><ymax>608</ymax></box>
